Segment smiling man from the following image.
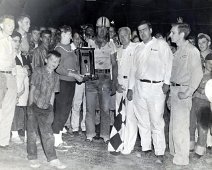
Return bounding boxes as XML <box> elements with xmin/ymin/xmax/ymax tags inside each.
<box><xmin>108</xmin><ymin>27</ymin><xmax>139</xmax><ymax>155</ymax></box>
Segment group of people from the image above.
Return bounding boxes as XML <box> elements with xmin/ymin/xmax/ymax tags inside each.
<box><xmin>0</xmin><ymin>13</ymin><xmax>212</xmax><ymax>169</ymax></box>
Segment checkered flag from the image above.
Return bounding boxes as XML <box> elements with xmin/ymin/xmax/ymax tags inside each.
<box><xmin>108</xmin><ymin>96</ymin><xmax>126</xmax><ymax>153</ymax></box>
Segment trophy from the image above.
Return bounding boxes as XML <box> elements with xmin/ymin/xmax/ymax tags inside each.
<box><xmin>75</xmin><ymin>47</ymin><xmax>95</xmax><ymax>79</ymax></box>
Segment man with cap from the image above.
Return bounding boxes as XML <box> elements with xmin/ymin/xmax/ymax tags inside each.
<box><xmin>85</xmin><ymin>16</ymin><xmax>117</xmax><ymax>143</ymax></box>
<box><xmin>169</xmin><ymin>22</ymin><xmax>203</xmax><ymax>165</ymax></box>
<box><xmin>190</xmin><ymin>33</ymin><xmax>212</xmax><ymax>155</ymax></box>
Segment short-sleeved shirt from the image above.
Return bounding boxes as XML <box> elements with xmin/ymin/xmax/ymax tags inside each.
<box><xmin>88</xmin><ymin>39</ymin><xmax>116</xmax><ymax>70</ymax></box>
<box><xmin>31</xmin><ymin>66</ymin><xmax>60</xmax><ymax>109</ymax></box>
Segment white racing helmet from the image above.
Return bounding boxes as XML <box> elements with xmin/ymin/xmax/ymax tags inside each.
<box><xmin>205</xmin><ymin>79</ymin><xmax>212</xmax><ymax>103</ymax></box>
<box><xmin>96</xmin><ymin>16</ymin><xmax>110</xmax><ymax>28</ymax></box>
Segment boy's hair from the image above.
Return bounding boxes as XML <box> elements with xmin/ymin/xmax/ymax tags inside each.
<box><xmin>47</xmin><ymin>50</ymin><xmax>61</xmax><ymax>59</ymax></box>
<box><xmin>60</xmin><ymin>25</ymin><xmax>72</xmax><ymax>34</ymax></box>
<box><xmin>0</xmin><ymin>15</ymin><xmax>14</xmax><ymax>24</ymax></box>
<box><xmin>30</xmin><ymin>26</ymin><xmax>40</xmax><ymax>32</ymax></box>
<box><xmin>11</xmin><ymin>31</ymin><xmax>22</xmax><ymax>39</ymax></box>
<box><xmin>138</xmin><ymin>20</ymin><xmax>152</xmax><ymax>29</ymax></box>
<box><xmin>41</xmin><ymin>30</ymin><xmax>51</xmax><ymax>37</ymax></box>
<box><xmin>171</xmin><ymin>22</ymin><xmax>191</xmax><ymax>39</ymax></box>
<box><xmin>16</xmin><ymin>14</ymin><xmax>30</xmax><ymax>23</ymax></box>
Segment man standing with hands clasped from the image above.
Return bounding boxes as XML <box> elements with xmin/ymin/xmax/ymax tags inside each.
<box><xmin>127</xmin><ymin>20</ymin><xmax>173</xmax><ymax>164</ymax></box>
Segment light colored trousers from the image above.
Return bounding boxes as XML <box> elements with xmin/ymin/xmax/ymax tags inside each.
<box><xmin>133</xmin><ymin>80</ymin><xmax>166</xmax><ymax>156</ymax></box>
<box><xmin>67</xmin><ymin>83</ymin><xmax>86</xmax><ymax>132</ymax></box>
<box><xmin>169</xmin><ymin>86</ymin><xmax>192</xmax><ymax>165</ymax></box>
<box><xmin>0</xmin><ymin>74</ymin><xmax>17</xmax><ymax>146</ymax></box>
<box><xmin>116</xmin><ymin>90</ymin><xmax>138</xmax><ymax>153</ymax></box>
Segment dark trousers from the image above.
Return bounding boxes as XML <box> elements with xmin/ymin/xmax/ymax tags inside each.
<box><xmin>27</xmin><ymin>103</ymin><xmax>57</xmax><ymax>161</ymax></box>
<box><xmin>52</xmin><ymin>80</ymin><xmax>76</xmax><ymax>134</ymax></box>
<box><xmin>190</xmin><ymin>98</ymin><xmax>211</xmax><ymax>149</ymax></box>
<box><xmin>11</xmin><ymin>106</ymin><xmax>26</xmax><ymax>131</ymax></box>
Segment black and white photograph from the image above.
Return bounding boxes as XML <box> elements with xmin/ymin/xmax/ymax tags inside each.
<box><xmin>0</xmin><ymin>0</ymin><xmax>212</xmax><ymax>169</ymax></box>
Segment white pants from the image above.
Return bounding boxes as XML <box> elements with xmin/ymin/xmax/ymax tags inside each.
<box><xmin>169</xmin><ymin>86</ymin><xmax>192</xmax><ymax>165</ymax></box>
<box><xmin>0</xmin><ymin>74</ymin><xmax>17</xmax><ymax>146</ymax></box>
<box><xmin>119</xmin><ymin>77</ymin><xmax>138</xmax><ymax>153</ymax></box>
<box><xmin>71</xmin><ymin>83</ymin><xmax>86</xmax><ymax>132</ymax></box>
<box><xmin>116</xmin><ymin>90</ymin><xmax>138</xmax><ymax>154</ymax></box>
<box><xmin>134</xmin><ymin>80</ymin><xmax>166</xmax><ymax>155</ymax></box>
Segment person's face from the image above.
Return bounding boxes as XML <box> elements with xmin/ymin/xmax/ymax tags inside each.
<box><xmin>46</xmin><ymin>55</ymin><xmax>60</xmax><ymax>71</ymax></box>
<box><xmin>109</xmin><ymin>27</ymin><xmax>116</xmax><ymax>39</ymax></box>
<box><xmin>169</xmin><ymin>26</ymin><xmax>181</xmax><ymax>43</ymax></box>
<box><xmin>198</xmin><ymin>38</ymin><xmax>210</xmax><ymax>52</ymax></box>
<box><xmin>31</xmin><ymin>30</ymin><xmax>40</xmax><ymax>42</ymax></box>
<box><xmin>62</xmin><ymin>31</ymin><xmax>72</xmax><ymax>42</ymax></box>
<box><xmin>119</xmin><ymin>29</ymin><xmax>131</xmax><ymax>46</ymax></box>
<box><xmin>42</xmin><ymin>33</ymin><xmax>51</xmax><ymax>47</ymax></box>
<box><xmin>86</xmin><ymin>27</ymin><xmax>94</xmax><ymax>37</ymax></box>
<box><xmin>188</xmin><ymin>39</ymin><xmax>196</xmax><ymax>46</ymax></box>
<box><xmin>12</xmin><ymin>36</ymin><xmax>21</xmax><ymax>51</ymax></box>
<box><xmin>19</xmin><ymin>17</ymin><xmax>30</xmax><ymax>33</ymax></box>
<box><xmin>205</xmin><ymin>60</ymin><xmax>212</xmax><ymax>72</ymax></box>
<box><xmin>138</xmin><ymin>24</ymin><xmax>152</xmax><ymax>43</ymax></box>
<box><xmin>73</xmin><ymin>33</ymin><xmax>81</xmax><ymax>47</ymax></box>
<box><xmin>97</xmin><ymin>26</ymin><xmax>108</xmax><ymax>38</ymax></box>
<box><xmin>1</xmin><ymin>18</ymin><xmax>15</xmax><ymax>36</ymax></box>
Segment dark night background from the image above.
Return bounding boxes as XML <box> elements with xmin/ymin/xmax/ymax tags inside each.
<box><xmin>0</xmin><ymin>0</ymin><xmax>212</xmax><ymax>36</ymax></box>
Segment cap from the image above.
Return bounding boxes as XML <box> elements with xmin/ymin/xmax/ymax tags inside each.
<box><xmin>198</xmin><ymin>33</ymin><xmax>211</xmax><ymax>42</ymax></box>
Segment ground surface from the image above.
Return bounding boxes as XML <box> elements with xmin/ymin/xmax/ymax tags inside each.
<box><xmin>0</xmin><ymin>133</ymin><xmax>212</xmax><ymax>170</ymax></box>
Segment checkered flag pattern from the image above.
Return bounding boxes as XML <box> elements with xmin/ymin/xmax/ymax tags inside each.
<box><xmin>108</xmin><ymin>96</ymin><xmax>126</xmax><ymax>152</ymax></box>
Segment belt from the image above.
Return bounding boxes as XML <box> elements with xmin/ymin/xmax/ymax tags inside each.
<box><xmin>171</xmin><ymin>82</ymin><xmax>187</xmax><ymax>86</ymax></box>
<box><xmin>123</xmin><ymin>76</ymin><xmax>128</xmax><ymax>79</ymax></box>
<box><xmin>140</xmin><ymin>79</ymin><xmax>163</xmax><ymax>83</ymax></box>
<box><xmin>95</xmin><ymin>69</ymin><xmax>110</xmax><ymax>74</ymax></box>
<box><xmin>0</xmin><ymin>71</ymin><xmax>12</xmax><ymax>74</ymax></box>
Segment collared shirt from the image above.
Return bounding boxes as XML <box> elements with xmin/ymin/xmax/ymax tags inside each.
<box><xmin>170</xmin><ymin>40</ymin><xmax>203</xmax><ymax>96</ymax></box>
<box><xmin>117</xmin><ymin>42</ymin><xmax>138</xmax><ymax>88</ymax></box>
<box><xmin>88</xmin><ymin>39</ymin><xmax>116</xmax><ymax>70</ymax></box>
<box><xmin>0</xmin><ymin>32</ymin><xmax>15</xmax><ymax>71</ymax></box>
<box><xmin>20</xmin><ymin>33</ymin><xmax>30</xmax><ymax>53</ymax></box>
<box><xmin>31</xmin><ymin>66</ymin><xmax>59</xmax><ymax>109</ymax></box>
<box><xmin>32</xmin><ymin>44</ymin><xmax>48</xmax><ymax>71</ymax></box>
<box><xmin>129</xmin><ymin>37</ymin><xmax>173</xmax><ymax>89</ymax></box>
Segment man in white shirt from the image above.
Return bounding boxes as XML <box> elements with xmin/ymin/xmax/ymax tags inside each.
<box><xmin>127</xmin><ymin>20</ymin><xmax>173</xmax><ymax>163</ymax></box>
<box><xmin>108</xmin><ymin>27</ymin><xmax>139</xmax><ymax>155</ymax></box>
<box><xmin>0</xmin><ymin>15</ymin><xmax>16</xmax><ymax>148</ymax></box>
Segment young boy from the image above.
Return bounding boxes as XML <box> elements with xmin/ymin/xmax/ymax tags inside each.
<box><xmin>27</xmin><ymin>50</ymin><xmax>66</xmax><ymax>169</ymax></box>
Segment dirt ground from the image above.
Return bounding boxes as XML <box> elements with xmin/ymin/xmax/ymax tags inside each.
<box><xmin>0</xmin><ymin>133</ymin><xmax>212</xmax><ymax>170</ymax></box>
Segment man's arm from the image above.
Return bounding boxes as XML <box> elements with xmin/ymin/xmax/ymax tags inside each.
<box><xmin>161</xmin><ymin>41</ymin><xmax>173</xmax><ymax>94</ymax></box>
<box><xmin>178</xmin><ymin>48</ymin><xmax>203</xmax><ymax>99</ymax></box>
<box><xmin>28</xmin><ymin>85</ymin><xmax>35</xmax><ymax>106</ymax></box>
<box><xmin>111</xmin><ymin>52</ymin><xmax>118</xmax><ymax>95</ymax></box>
